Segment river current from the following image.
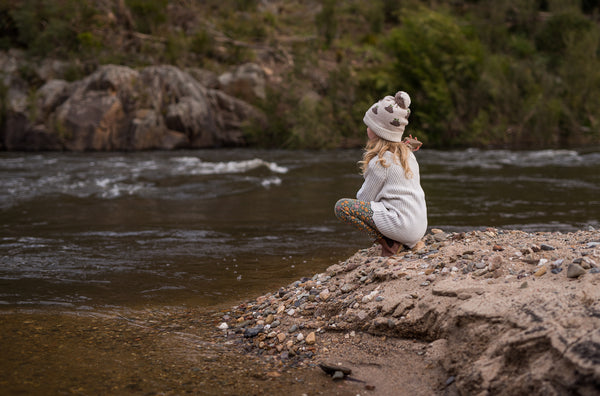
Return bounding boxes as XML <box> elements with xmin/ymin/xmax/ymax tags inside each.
<box><xmin>1</xmin><ymin>148</ymin><xmax>599</xmax><ymax>309</ymax></box>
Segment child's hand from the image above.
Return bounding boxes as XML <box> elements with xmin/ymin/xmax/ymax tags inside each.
<box><xmin>403</xmin><ymin>135</ymin><xmax>423</xmax><ymax>151</ymax></box>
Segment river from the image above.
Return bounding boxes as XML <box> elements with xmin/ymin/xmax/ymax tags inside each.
<box><xmin>1</xmin><ymin>148</ymin><xmax>599</xmax><ymax>310</ymax></box>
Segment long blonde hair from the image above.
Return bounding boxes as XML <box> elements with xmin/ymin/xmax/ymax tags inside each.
<box><xmin>359</xmin><ymin>137</ymin><xmax>413</xmax><ymax>178</ymax></box>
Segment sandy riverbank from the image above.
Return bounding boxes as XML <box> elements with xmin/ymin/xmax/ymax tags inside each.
<box><xmin>216</xmin><ymin>228</ymin><xmax>600</xmax><ymax>395</ymax></box>
<box><xmin>2</xmin><ymin>228</ymin><xmax>599</xmax><ymax>395</ymax></box>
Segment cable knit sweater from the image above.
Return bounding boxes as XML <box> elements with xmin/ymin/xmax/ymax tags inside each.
<box><xmin>357</xmin><ymin>150</ymin><xmax>427</xmax><ymax>247</ymax></box>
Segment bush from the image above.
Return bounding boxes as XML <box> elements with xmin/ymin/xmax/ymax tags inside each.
<box><xmin>125</xmin><ymin>0</ymin><xmax>168</xmax><ymax>34</ymax></box>
<box><xmin>10</xmin><ymin>0</ymin><xmax>98</xmax><ymax>57</ymax></box>
<box><xmin>385</xmin><ymin>8</ymin><xmax>484</xmax><ymax>145</ymax></box>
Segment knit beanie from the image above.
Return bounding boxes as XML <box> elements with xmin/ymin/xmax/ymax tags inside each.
<box><xmin>363</xmin><ymin>91</ymin><xmax>411</xmax><ymax>142</ymax></box>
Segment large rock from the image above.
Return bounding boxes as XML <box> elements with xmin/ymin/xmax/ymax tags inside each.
<box><xmin>1</xmin><ymin>62</ymin><xmax>266</xmax><ymax>151</ymax></box>
<box><xmin>218</xmin><ymin>62</ymin><xmax>266</xmax><ymax>100</ymax></box>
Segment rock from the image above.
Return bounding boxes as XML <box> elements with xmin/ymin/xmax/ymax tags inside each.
<box><xmin>534</xmin><ymin>266</ymin><xmax>547</xmax><ymax>277</ymax></box>
<box><xmin>492</xmin><ymin>244</ymin><xmax>504</xmax><ymax>251</ymax></box>
<box><xmin>218</xmin><ymin>63</ymin><xmax>266</xmax><ymax>100</ymax></box>
<box><xmin>305</xmin><ymin>332</ymin><xmax>316</xmax><ymax>345</ymax></box>
<box><xmin>217</xmin><ymin>322</ymin><xmax>228</xmax><ymax>330</ymax></box>
<box><xmin>243</xmin><ymin>325</ymin><xmax>264</xmax><ymax>338</ymax></box>
<box><xmin>2</xmin><ymin>64</ymin><xmax>265</xmax><ymax>151</ymax></box>
<box><xmin>540</xmin><ymin>244</ymin><xmax>556</xmax><ymax>251</ymax></box>
<box><xmin>318</xmin><ymin>363</ymin><xmax>352</xmax><ymax>376</ymax></box>
<box><xmin>319</xmin><ymin>290</ymin><xmax>331</xmax><ymax>301</ymax></box>
<box><xmin>567</xmin><ymin>263</ymin><xmax>586</xmax><ymax>278</ymax></box>
<box><xmin>412</xmin><ymin>241</ymin><xmax>426</xmax><ymax>251</ymax></box>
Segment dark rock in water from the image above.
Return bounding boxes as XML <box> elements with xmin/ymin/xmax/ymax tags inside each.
<box><xmin>318</xmin><ymin>362</ymin><xmax>352</xmax><ymax>376</ymax></box>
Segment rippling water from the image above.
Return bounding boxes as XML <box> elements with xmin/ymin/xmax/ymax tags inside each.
<box><xmin>1</xmin><ymin>148</ymin><xmax>599</xmax><ymax>309</ymax></box>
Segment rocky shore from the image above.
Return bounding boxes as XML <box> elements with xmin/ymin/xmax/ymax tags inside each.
<box><xmin>215</xmin><ymin>228</ymin><xmax>600</xmax><ymax>395</ymax></box>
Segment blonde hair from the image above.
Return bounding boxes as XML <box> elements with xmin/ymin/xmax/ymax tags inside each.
<box><xmin>359</xmin><ymin>137</ymin><xmax>413</xmax><ymax>178</ymax></box>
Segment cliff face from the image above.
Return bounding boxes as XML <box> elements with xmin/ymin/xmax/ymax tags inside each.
<box><xmin>1</xmin><ymin>52</ymin><xmax>266</xmax><ymax>151</ymax></box>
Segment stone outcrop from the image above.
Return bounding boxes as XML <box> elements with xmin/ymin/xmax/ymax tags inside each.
<box><xmin>1</xmin><ymin>55</ymin><xmax>267</xmax><ymax>151</ymax></box>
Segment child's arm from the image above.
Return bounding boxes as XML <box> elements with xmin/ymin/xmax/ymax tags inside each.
<box><xmin>357</xmin><ymin>160</ymin><xmax>386</xmax><ymax>202</ymax></box>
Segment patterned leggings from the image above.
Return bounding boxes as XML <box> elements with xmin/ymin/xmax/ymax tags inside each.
<box><xmin>334</xmin><ymin>198</ymin><xmax>384</xmax><ymax>240</ymax></box>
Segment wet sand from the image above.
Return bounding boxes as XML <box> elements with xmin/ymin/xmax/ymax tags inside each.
<box><xmin>0</xmin><ymin>309</ymin><xmax>366</xmax><ymax>395</ymax></box>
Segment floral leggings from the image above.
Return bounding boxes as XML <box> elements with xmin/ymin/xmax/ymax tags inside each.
<box><xmin>334</xmin><ymin>198</ymin><xmax>384</xmax><ymax>240</ymax></box>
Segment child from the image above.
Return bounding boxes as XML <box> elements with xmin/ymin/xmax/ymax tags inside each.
<box><xmin>334</xmin><ymin>91</ymin><xmax>427</xmax><ymax>256</ymax></box>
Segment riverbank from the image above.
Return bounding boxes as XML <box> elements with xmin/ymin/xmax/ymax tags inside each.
<box><xmin>1</xmin><ymin>228</ymin><xmax>599</xmax><ymax>395</ymax></box>
<box><xmin>216</xmin><ymin>227</ymin><xmax>600</xmax><ymax>395</ymax></box>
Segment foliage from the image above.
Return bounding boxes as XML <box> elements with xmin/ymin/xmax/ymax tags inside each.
<box><xmin>9</xmin><ymin>0</ymin><xmax>99</xmax><ymax>57</ymax></box>
<box><xmin>2</xmin><ymin>0</ymin><xmax>600</xmax><ymax>149</ymax></box>
<box><xmin>125</xmin><ymin>0</ymin><xmax>167</xmax><ymax>35</ymax></box>
<box><xmin>385</xmin><ymin>8</ymin><xmax>484</xmax><ymax>145</ymax></box>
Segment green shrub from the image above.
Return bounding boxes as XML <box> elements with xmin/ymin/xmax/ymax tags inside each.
<box><xmin>125</xmin><ymin>0</ymin><xmax>168</xmax><ymax>34</ymax></box>
<box><xmin>385</xmin><ymin>8</ymin><xmax>484</xmax><ymax>145</ymax></box>
<box><xmin>535</xmin><ymin>10</ymin><xmax>593</xmax><ymax>67</ymax></box>
<box><xmin>10</xmin><ymin>0</ymin><xmax>98</xmax><ymax>57</ymax></box>
<box><xmin>315</xmin><ymin>0</ymin><xmax>337</xmax><ymax>48</ymax></box>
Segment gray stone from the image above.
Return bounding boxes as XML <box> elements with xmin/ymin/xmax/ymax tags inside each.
<box><xmin>567</xmin><ymin>263</ymin><xmax>586</xmax><ymax>279</ymax></box>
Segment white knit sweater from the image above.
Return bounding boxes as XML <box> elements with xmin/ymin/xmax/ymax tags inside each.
<box><xmin>356</xmin><ymin>150</ymin><xmax>427</xmax><ymax>247</ymax></box>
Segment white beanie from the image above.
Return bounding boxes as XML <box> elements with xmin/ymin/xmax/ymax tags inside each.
<box><xmin>363</xmin><ymin>91</ymin><xmax>411</xmax><ymax>142</ymax></box>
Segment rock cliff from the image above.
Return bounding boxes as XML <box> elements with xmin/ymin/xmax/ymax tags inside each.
<box><xmin>1</xmin><ymin>52</ymin><xmax>266</xmax><ymax>151</ymax></box>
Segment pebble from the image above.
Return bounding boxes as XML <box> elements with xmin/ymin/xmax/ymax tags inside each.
<box><xmin>586</xmin><ymin>242</ymin><xmax>599</xmax><ymax>248</ymax></box>
<box><xmin>534</xmin><ymin>266</ymin><xmax>547</xmax><ymax>277</ymax></box>
<box><xmin>297</xmin><ymin>333</ymin><xmax>304</xmax><ymax>342</ymax></box>
<box><xmin>540</xmin><ymin>244</ymin><xmax>555</xmax><ymax>251</ymax></box>
<box><xmin>289</xmin><ymin>325</ymin><xmax>298</xmax><ymax>333</ymax></box>
<box><xmin>244</xmin><ymin>326</ymin><xmax>264</xmax><ymax>338</ymax></box>
<box><xmin>217</xmin><ymin>322</ymin><xmax>228</xmax><ymax>330</ymax></box>
<box><xmin>567</xmin><ymin>263</ymin><xmax>586</xmax><ymax>278</ymax></box>
<box><xmin>305</xmin><ymin>332</ymin><xmax>316</xmax><ymax>345</ymax></box>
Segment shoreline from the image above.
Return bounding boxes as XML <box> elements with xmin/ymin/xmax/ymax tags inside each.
<box><xmin>215</xmin><ymin>227</ymin><xmax>600</xmax><ymax>395</ymax></box>
<box><xmin>1</xmin><ymin>228</ymin><xmax>599</xmax><ymax>395</ymax></box>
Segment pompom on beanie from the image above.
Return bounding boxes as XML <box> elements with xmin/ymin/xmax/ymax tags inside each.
<box><xmin>363</xmin><ymin>91</ymin><xmax>411</xmax><ymax>142</ymax></box>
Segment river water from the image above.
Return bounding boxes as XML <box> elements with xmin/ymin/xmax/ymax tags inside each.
<box><xmin>1</xmin><ymin>148</ymin><xmax>599</xmax><ymax>310</ymax></box>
